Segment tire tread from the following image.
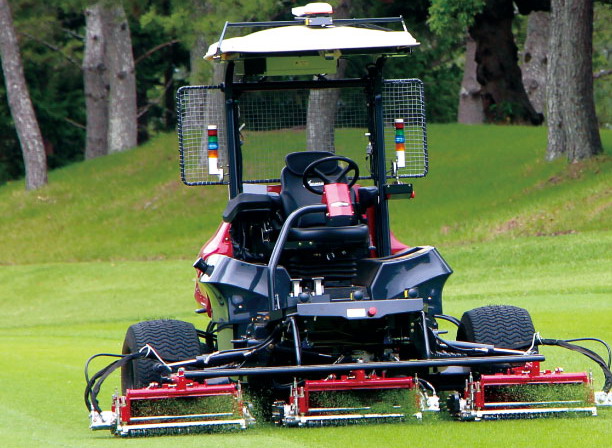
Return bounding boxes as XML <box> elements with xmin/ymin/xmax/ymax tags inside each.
<box><xmin>121</xmin><ymin>319</ymin><xmax>202</xmax><ymax>392</ymax></box>
<box><xmin>457</xmin><ymin>305</ymin><xmax>535</xmax><ymax>350</ymax></box>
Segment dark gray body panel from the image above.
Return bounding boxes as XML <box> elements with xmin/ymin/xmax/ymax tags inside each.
<box><xmin>296</xmin><ymin>298</ymin><xmax>423</xmax><ymax>319</ymax></box>
<box><xmin>355</xmin><ymin>246</ymin><xmax>452</xmax><ymax>315</ymax></box>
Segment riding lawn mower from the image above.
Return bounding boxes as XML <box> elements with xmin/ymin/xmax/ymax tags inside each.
<box><xmin>85</xmin><ymin>3</ymin><xmax>612</xmax><ymax>437</ymax></box>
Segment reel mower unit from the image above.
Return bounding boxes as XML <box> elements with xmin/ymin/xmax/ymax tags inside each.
<box><xmin>85</xmin><ymin>3</ymin><xmax>612</xmax><ymax>437</ymax></box>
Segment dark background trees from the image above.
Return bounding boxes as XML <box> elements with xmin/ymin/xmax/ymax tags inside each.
<box><xmin>0</xmin><ymin>0</ymin><xmax>609</xmax><ymax>188</ymax></box>
<box><xmin>0</xmin><ymin>0</ymin><xmax>190</xmax><ymax>186</ymax></box>
<box><xmin>0</xmin><ymin>0</ymin><xmax>47</xmax><ymax>190</ymax></box>
<box><xmin>429</xmin><ymin>0</ymin><xmax>550</xmax><ymax>125</ymax></box>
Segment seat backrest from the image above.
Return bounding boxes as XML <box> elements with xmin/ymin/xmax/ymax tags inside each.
<box><xmin>280</xmin><ymin>151</ymin><xmax>343</xmax><ymax>227</ymax></box>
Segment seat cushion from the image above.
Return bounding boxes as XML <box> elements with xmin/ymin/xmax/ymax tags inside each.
<box><xmin>288</xmin><ymin>223</ymin><xmax>369</xmax><ymax>245</ymax></box>
<box><xmin>222</xmin><ymin>192</ymin><xmax>280</xmax><ymax>223</ymax></box>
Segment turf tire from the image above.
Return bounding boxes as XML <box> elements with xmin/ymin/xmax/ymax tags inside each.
<box><xmin>456</xmin><ymin>305</ymin><xmax>536</xmax><ymax>350</ymax></box>
<box><xmin>121</xmin><ymin>319</ymin><xmax>202</xmax><ymax>393</ymax></box>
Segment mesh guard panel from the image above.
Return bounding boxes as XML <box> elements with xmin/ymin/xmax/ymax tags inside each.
<box><xmin>177</xmin><ymin>80</ymin><xmax>427</xmax><ymax>186</ymax></box>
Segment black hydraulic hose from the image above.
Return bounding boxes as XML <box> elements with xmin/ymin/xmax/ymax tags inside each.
<box><xmin>289</xmin><ymin>316</ymin><xmax>302</xmax><ymax>366</ymax></box>
<box><xmin>538</xmin><ymin>338</ymin><xmax>612</xmax><ymax>393</ymax></box>
<box><xmin>168</xmin><ymin>320</ymin><xmax>287</xmax><ymax>370</ymax></box>
<box><xmin>271</xmin><ymin>345</ymin><xmax>334</xmax><ymax>362</ymax></box>
<box><xmin>84</xmin><ymin>353</ymin><xmax>122</xmax><ymax>384</ymax></box>
<box><xmin>435</xmin><ymin>314</ymin><xmax>461</xmax><ymax>327</ymax></box>
<box><xmin>433</xmin><ymin>333</ymin><xmax>528</xmax><ymax>356</ymax></box>
<box><xmin>563</xmin><ymin>337</ymin><xmax>612</xmax><ymax>368</ymax></box>
<box><xmin>85</xmin><ymin>351</ymin><xmax>147</xmax><ymax>413</ymax></box>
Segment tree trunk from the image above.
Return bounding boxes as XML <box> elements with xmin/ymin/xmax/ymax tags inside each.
<box><xmin>83</xmin><ymin>3</ymin><xmax>109</xmax><ymax>159</ymax></box>
<box><xmin>521</xmin><ymin>11</ymin><xmax>549</xmax><ymax>115</ymax></box>
<box><xmin>306</xmin><ymin>0</ymin><xmax>350</xmax><ymax>151</ymax></box>
<box><xmin>306</xmin><ymin>76</ymin><xmax>344</xmax><ymax>152</ymax></box>
<box><xmin>458</xmin><ymin>35</ymin><xmax>484</xmax><ymax>124</ymax></box>
<box><xmin>163</xmin><ymin>54</ymin><xmax>174</xmax><ymax>128</ymax></box>
<box><xmin>190</xmin><ymin>35</ymin><xmax>209</xmax><ymax>84</ymax></box>
<box><xmin>469</xmin><ymin>2</ymin><xmax>543</xmax><ymax>125</ymax></box>
<box><xmin>561</xmin><ymin>0</ymin><xmax>602</xmax><ymax>161</ymax></box>
<box><xmin>547</xmin><ymin>0</ymin><xmax>602</xmax><ymax>161</ymax></box>
<box><xmin>0</xmin><ymin>0</ymin><xmax>47</xmax><ymax>190</ymax></box>
<box><xmin>106</xmin><ymin>5</ymin><xmax>137</xmax><ymax>153</ymax></box>
<box><xmin>190</xmin><ymin>35</ymin><xmax>208</xmax><ymax>84</ymax></box>
<box><xmin>189</xmin><ymin>0</ymin><xmax>209</xmax><ymax>84</ymax></box>
<box><xmin>546</xmin><ymin>0</ymin><xmax>566</xmax><ymax>160</ymax></box>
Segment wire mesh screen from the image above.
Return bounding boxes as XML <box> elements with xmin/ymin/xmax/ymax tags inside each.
<box><xmin>177</xmin><ymin>80</ymin><xmax>427</xmax><ymax>186</ymax></box>
<box><xmin>177</xmin><ymin>85</ymin><xmax>227</xmax><ymax>185</ymax></box>
<box><xmin>383</xmin><ymin>79</ymin><xmax>428</xmax><ymax>178</ymax></box>
<box><xmin>238</xmin><ymin>87</ymin><xmax>369</xmax><ymax>183</ymax></box>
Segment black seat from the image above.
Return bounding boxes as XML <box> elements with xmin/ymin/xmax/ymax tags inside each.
<box><xmin>279</xmin><ymin>151</ymin><xmax>369</xmax><ymax>245</ymax></box>
<box><xmin>280</xmin><ymin>151</ymin><xmax>335</xmax><ymax>227</ymax></box>
<box><xmin>222</xmin><ymin>192</ymin><xmax>280</xmax><ymax>223</ymax></box>
<box><xmin>221</xmin><ymin>193</ymin><xmax>282</xmax><ymax>263</ymax></box>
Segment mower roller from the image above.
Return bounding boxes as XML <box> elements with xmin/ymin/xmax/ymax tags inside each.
<box><xmin>85</xmin><ymin>3</ymin><xmax>612</xmax><ymax>437</ymax></box>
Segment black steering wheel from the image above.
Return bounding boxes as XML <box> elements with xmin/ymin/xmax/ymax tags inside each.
<box><xmin>302</xmin><ymin>156</ymin><xmax>359</xmax><ymax>195</ymax></box>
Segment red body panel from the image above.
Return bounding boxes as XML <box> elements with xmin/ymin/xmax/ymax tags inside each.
<box><xmin>198</xmin><ymin>222</ymin><xmax>233</xmax><ymax>260</ymax></box>
<box><xmin>322</xmin><ymin>183</ymin><xmax>354</xmax><ymax>218</ymax></box>
<box><xmin>194</xmin><ymin>222</ymin><xmax>233</xmax><ymax>314</ymax></box>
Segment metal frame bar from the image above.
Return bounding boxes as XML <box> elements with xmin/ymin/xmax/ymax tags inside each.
<box><xmin>224</xmin><ymin>62</ymin><xmax>241</xmax><ymax>197</ymax></box>
<box><xmin>367</xmin><ymin>59</ymin><xmax>392</xmax><ymax>256</ymax></box>
<box><xmin>183</xmin><ymin>354</ymin><xmax>546</xmax><ymax>380</ymax></box>
<box><xmin>232</xmin><ymin>78</ymin><xmax>367</xmax><ymax>93</ymax></box>
<box><xmin>267</xmin><ymin>204</ymin><xmax>327</xmax><ymax>309</ymax></box>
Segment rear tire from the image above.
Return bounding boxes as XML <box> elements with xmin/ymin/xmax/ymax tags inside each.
<box><xmin>456</xmin><ymin>305</ymin><xmax>536</xmax><ymax>350</ymax></box>
<box><xmin>121</xmin><ymin>319</ymin><xmax>202</xmax><ymax>393</ymax></box>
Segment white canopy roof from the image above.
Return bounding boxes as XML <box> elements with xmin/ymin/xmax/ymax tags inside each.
<box><xmin>205</xmin><ymin>24</ymin><xmax>419</xmax><ymax>61</ymax></box>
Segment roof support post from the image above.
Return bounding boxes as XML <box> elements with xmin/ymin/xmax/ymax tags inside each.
<box><xmin>224</xmin><ymin>61</ymin><xmax>242</xmax><ymax>198</ymax></box>
<box><xmin>368</xmin><ymin>58</ymin><xmax>391</xmax><ymax>257</ymax></box>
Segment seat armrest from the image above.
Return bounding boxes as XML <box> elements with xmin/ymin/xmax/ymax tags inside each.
<box><xmin>222</xmin><ymin>193</ymin><xmax>280</xmax><ymax>223</ymax></box>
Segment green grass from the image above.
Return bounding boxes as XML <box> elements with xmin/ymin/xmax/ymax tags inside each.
<box><xmin>0</xmin><ymin>124</ymin><xmax>611</xmax><ymax>447</ymax></box>
<box><xmin>0</xmin><ymin>133</ymin><xmax>228</xmax><ymax>264</ymax></box>
<box><xmin>1</xmin><ymin>125</ymin><xmax>610</xmax><ymax>264</ymax></box>
<box><xmin>391</xmin><ymin>125</ymin><xmax>612</xmax><ymax>245</ymax></box>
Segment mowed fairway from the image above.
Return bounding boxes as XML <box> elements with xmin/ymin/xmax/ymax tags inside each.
<box><xmin>1</xmin><ymin>125</ymin><xmax>610</xmax><ymax>447</ymax></box>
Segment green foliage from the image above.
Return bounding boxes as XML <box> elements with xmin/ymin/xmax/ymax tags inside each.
<box><xmin>1</xmin><ymin>0</ymin><xmax>609</xmax><ymax>187</ymax></box>
<box><xmin>428</xmin><ymin>0</ymin><xmax>486</xmax><ymax>36</ymax></box>
<box><xmin>487</xmin><ymin>100</ymin><xmax>524</xmax><ymax>123</ymax></box>
<box><xmin>359</xmin><ymin>1</ymin><xmax>464</xmax><ymax>122</ymax></box>
<box><xmin>381</xmin><ymin>29</ymin><xmax>463</xmax><ymax>123</ymax></box>
<box><xmin>131</xmin><ymin>7</ymin><xmax>190</xmax><ymax>138</ymax></box>
<box><xmin>0</xmin><ymin>0</ymin><xmax>193</xmax><ymax>185</ymax></box>
<box><xmin>593</xmin><ymin>3</ymin><xmax>612</xmax><ymax>127</ymax></box>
